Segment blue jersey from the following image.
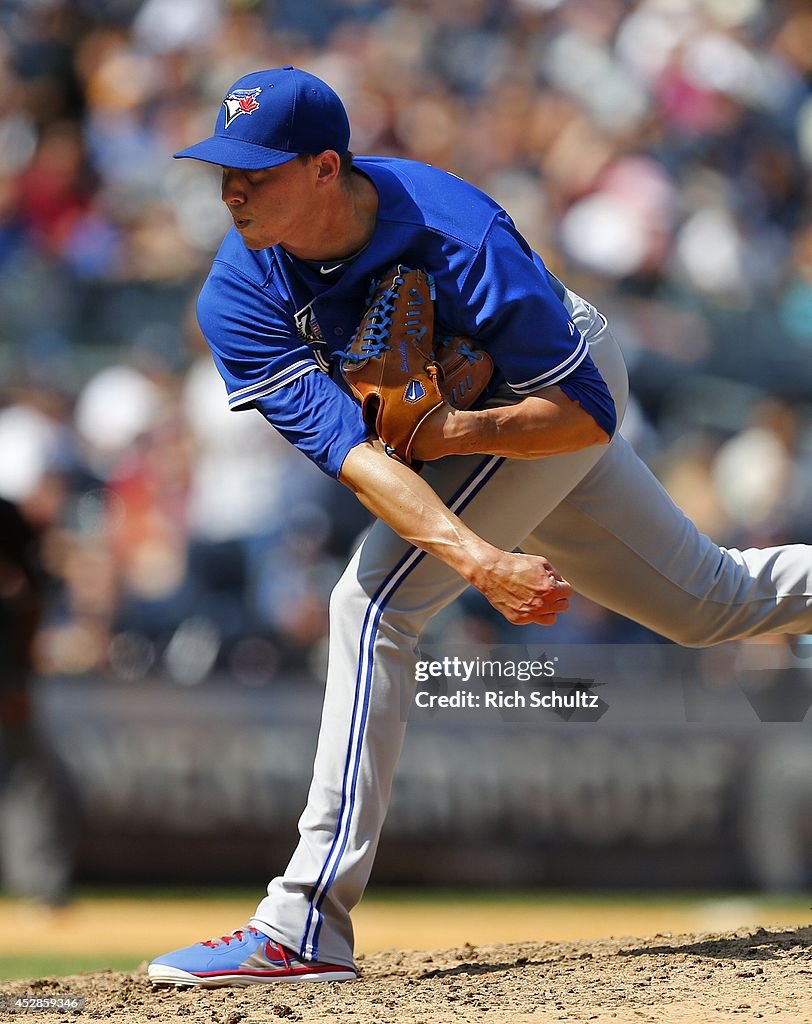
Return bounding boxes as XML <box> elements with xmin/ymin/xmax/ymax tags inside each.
<box><xmin>197</xmin><ymin>157</ymin><xmax>616</xmax><ymax>478</ymax></box>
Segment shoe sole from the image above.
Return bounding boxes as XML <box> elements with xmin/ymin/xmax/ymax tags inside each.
<box><xmin>148</xmin><ymin>964</ymin><xmax>357</xmax><ymax>987</ymax></box>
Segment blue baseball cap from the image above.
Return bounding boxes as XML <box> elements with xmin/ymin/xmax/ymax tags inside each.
<box><xmin>174</xmin><ymin>66</ymin><xmax>351</xmax><ymax>170</ymax></box>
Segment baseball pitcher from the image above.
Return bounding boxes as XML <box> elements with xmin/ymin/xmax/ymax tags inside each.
<box><xmin>149</xmin><ymin>67</ymin><xmax>812</xmax><ymax>986</ymax></box>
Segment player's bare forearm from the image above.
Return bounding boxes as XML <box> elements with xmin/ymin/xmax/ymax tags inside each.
<box><xmin>339</xmin><ymin>439</ymin><xmax>572</xmax><ymax>625</ymax></box>
<box><xmin>412</xmin><ymin>386</ymin><xmax>609</xmax><ymax>462</ymax></box>
<box><xmin>340</xmin><ymin>441</ymin><xmax>498</xmax><ymax>580</ymax></box>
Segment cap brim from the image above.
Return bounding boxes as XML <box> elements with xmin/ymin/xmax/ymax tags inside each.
<box><xmin>173</xmin><ymin>137</ymin><xmax>300</xmax><ymax>170</ymax></box>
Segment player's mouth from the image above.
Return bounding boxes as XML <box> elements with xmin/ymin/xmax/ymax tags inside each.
<box><xmin>232</xmin><ymin>217</ymin><xmax>251</xmax><ymax>230</ymax></box>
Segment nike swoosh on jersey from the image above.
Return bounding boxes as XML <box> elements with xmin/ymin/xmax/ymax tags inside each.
<box><xmin>320</xmin><ymin>264</ymin><xmax>344</xmax><ymax>274</ymax></box>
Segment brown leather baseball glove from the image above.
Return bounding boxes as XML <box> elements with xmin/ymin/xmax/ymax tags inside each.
<box><xmin>340</xmin><ymin>266</ymin><xmax>493</xmax><ymax>465</ymax></box>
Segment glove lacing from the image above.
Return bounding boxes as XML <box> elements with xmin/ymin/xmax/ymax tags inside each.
<box><xmin>342</xmin><ymin>280</ymin><xmax>401</xmax><ymax>363</ymax></box>
<box><xmin>437</xmin><ymin>336</ymin><xmax>485</xmax><ymax>364</ymax></box>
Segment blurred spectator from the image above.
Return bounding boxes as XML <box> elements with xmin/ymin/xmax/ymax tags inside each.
<box><xmin>0</xmin><ymin>497</ymin><xmax>75</xmax><ymax>906</ymax></box>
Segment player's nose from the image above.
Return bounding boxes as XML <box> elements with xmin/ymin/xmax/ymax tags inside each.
<box><xmin>221</xmin><ymin>169</ymin><xmax>246</xmax><ymax>205</ymax></box>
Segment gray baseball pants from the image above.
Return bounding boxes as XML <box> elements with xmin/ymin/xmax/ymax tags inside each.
<box><xmin>251</xmin><ymin>293</ymin><xmax>812</xmax><ymax>968</ymax></box>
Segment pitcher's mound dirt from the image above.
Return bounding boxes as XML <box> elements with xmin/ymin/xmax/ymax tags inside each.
<box><xmin>1</xmin><ymin>926</ymin><xmax>811</xmax><ymax>1024</ymax></box>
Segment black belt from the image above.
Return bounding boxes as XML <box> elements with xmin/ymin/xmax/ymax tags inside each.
<box><xmin>547</xmin><ymin>270</ymin><xmax>567</xmax><ymax>303</ymax></box>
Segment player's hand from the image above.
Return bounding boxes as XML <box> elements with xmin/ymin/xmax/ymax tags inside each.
<box><xmin>471</xmin><ymin>550</ymin><xmax>572</xmax><ymax>626</ymax></box>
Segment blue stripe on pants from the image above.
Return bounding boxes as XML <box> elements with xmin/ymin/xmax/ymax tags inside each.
<box><xmin>301</xmin><ymin>455</ymin><xmax>506</xmax><ymax>959</ymax></box>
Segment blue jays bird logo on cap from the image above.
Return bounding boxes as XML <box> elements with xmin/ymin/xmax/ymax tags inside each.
<box><xmin>404</xmin><ymin>380</ymin><xmax>426</xmax><ymax>403</ymax></box>
<box><xmin>222</xmin><ymin>87</ymin><xmax>262</xmax><ymax>129</ymax></box>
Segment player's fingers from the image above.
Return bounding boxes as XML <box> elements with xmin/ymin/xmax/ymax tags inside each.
<box><xmin>545</xmin><ymin>574</ymin><xmax>572</xmax><ymax>597</ymax></box>
<box><xmin>542</xmin><ymin>560</ymin><xmax>569</xmax><ymax>584</ymax></box>
<box><xmin>513</xmin><ymin>601</ymin><xmax>567</xmax><ymax>625</ymax></box>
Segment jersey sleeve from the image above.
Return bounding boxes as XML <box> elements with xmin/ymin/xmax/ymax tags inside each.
<box><xmin>252</xmin><ymin>372</ymin><xmax>370</xmax><ymax>478</ymax></box>
<box><xmin>557</xmin><ymin>350</ymin><xmax>617</xmax><ymax>438</ymax></box>
<box><xmin>457</xmin><ymin>213</ymin><xmax>589</xmax><ymax>394</ymax></box>
<box><xmin>198</xmin><ymin>259</ymin><xmax>323</xmax><ymax>411</ymax></box>
<box><xmin>197</xmin><ymin>259</ymin><xmax>369</xmax><ymax>478</ymax></box>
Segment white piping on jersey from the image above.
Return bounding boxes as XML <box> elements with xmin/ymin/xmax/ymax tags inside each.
<box><xmin>228</xmin><ymin>359</ymin><xmax>317</xmax><ymax>406</ymax></box>
<box><xmin>229</xmin><ymin>363</ymin><xmax>320</xmax><ymax>407</ymax></box>
<box><xmin>508</xmin><ymin>332</ymin><xmax>588</xmax><ymax>394</ymax></box>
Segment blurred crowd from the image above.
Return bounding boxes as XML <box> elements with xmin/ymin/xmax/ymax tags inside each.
<box><xmin>2</xmin><ymin>0</ymin><xmax>812</xmax><ymax>685</ymax></box>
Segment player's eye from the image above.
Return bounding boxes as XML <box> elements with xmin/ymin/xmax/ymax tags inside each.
<box><xmin>244</xmin><ymin>169</ymin><xmax>270</xmax><ymax>185</ymax></box>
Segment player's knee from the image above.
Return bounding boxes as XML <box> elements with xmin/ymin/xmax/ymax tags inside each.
<box><xmin>328</xmin><ymin>568</ymin><xmax>429</xmax><ymax>643</ymax></box>
<box><xmin>328</xmin><ymin>567</ymin><xmax>414</xmax><ymax>629</ymax></box>
<box><xmin>328</xmin><ymin>568</ymin><xmax>368</xmax><ymax>622</ymax></box>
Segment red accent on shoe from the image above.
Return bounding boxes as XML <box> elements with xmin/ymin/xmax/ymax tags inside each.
<box><xmin>264</xmin><ymin>940</ymin><xmax>291</xmax><ymax>966</ymax></box>
<box><xmin>200</xmin><ymin>926</ymin><xmax>260</xmax><ymax>949</ymax></box>
<box><xmin>193</xmin><ymin>963</ymin><xmax>351</xmax><ymax>978</ymax></box>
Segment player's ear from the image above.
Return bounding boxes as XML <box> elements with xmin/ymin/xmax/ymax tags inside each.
<box><xmin>313</xmin><ymin>150</ymin><xmax>342</xmax><ymax>186</ymax></box>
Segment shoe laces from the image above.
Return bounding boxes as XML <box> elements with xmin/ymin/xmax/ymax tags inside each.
<box><xmin>200</xmin><ymin>925</ymin><xmax>260</xmax><ymax>949</ymax></box>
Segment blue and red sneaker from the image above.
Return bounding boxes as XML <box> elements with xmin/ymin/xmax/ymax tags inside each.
<box><xmin>148</xmin><ymin>925</ymin><xmax>357</xmax><ymax>986</ymax></box>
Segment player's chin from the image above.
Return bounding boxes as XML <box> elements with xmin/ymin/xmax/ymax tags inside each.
<box><xmin>241</xmin><ymin>235</ymin><xmax>273</xmax><ymax>251</ymax></box>
<box><xmin>235</xmin><ymin>226</ymin><xmax>275</xmax><ymax>250</ymax></box>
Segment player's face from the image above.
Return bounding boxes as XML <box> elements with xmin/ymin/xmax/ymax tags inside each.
<box><xmin>220</xmin><ymin>158</ymin><xmax>315</xmax><ymax>251</ymax></box>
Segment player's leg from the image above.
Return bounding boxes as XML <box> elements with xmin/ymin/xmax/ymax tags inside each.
<box><xmin>523</xmin><ymin>433</ymin><xmax>812</xmax><ymax>644</ymax></box>
<box><xmin>147</xmin><ymin>436</ymin><xmax>616</xmax><ymax>986</ymax></box>
<box><xmin>249</xmin><ymin>451</ymin><xmax>609</xmax><ymax>970</ymax></box>
<box><xmin>148</xmin><ymin>444</ymin><xmax>611</xmax><ymax>985</ymax></box>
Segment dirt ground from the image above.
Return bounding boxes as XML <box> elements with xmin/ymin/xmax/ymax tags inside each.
<box><xmin>1</xmin><ymin>925</ymin><xmax>811</xmax><ymax>1024</ymax></box>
